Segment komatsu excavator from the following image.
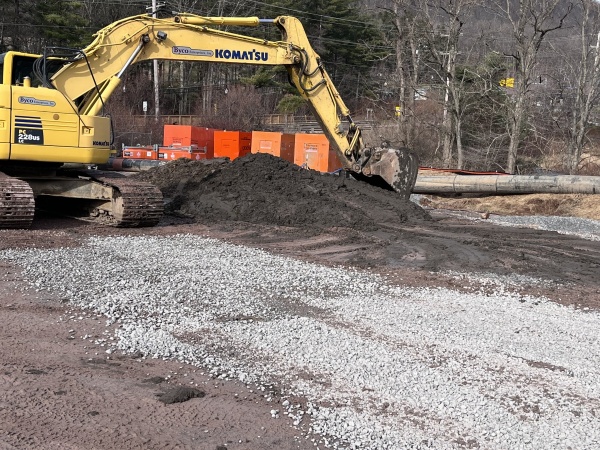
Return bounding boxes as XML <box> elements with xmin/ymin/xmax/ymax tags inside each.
<box><xmin>0</xmin><ymin>12</ymin><xmax>418</xmax><ymax>229</ymax></box>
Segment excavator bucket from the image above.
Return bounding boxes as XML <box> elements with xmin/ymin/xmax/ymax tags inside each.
<box><xmin>356</xmin><ymin>148</ymin><xmax>419</xmax><ymax>198</ymax></box>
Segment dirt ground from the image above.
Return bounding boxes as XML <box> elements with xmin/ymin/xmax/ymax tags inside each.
<box><xmin>1</xmin><ymin>155</ymin><xmax>600</xmax><ymax>449</ymax></box>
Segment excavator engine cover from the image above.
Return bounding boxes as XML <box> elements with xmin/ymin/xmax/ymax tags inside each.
<box><xmin>357</xmin><ymin>148</ymin><xmax>419</xmax><ymax>199</ymax></box>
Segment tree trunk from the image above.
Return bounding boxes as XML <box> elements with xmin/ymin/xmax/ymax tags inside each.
<box><xmin>507</xmin><ymin>94</ymin><xmax>526</xmax><ymax>173</ymax></box>
<box><xmin>394</xmin><ymin>7</ymin><xmax>409</xmax><ymax>146</ymax></box>
<box><xmin>179</xmin><ymin>61</ymin><xmax>185</xmax><ymax>116</ymax></box>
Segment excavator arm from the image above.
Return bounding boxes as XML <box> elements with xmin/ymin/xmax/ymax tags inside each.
<box><xmin>49</xmin><ymin>13</ymin><xmax>418</xmax><ymax>196</ymax></box>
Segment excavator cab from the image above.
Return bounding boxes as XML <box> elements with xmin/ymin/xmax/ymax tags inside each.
<box><xmin>0</xmin><ymin>52</ymin><xmax>35</xmax><ymax>86</ymax></box>
<box><xmin>0</xmin><ymin>50</ymin><xmax>112</xmax><ymax>165</ymax></box>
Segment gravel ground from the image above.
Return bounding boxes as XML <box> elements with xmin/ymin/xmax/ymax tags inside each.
<box><xmin>2</xmin><ymin>234</ymin><xmax>599</xmax><ymax>450</ymax></box>
<box><xmin>485</xmin><ymin>215</ymin><xmax>600</xmax><ymax>241</ymax></box>
<box><xmin>412</xmin><ymin>194</ymin><xmax>600</xmax><ymax>242</ymax></box>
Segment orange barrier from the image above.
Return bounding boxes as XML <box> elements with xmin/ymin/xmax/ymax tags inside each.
<box><xmin>327</xmin><ymin>147</ymin><xmax>343</xmax><ymax>172</ymax></box>
<box><xmin>294</xmin><ymin>133</ymin><xmax>342</xmax><ymax>172</ymax></box>
<box><xmin>122</xmin><ymin>128</ymin><xmax>347</xmax><ymax>171</ymax></box>
<box><xmin>163</xmin><ymin>125</ymin><xmax>215</xmax><ymax>158</ymax></box>
<box><xmin>251</xmin><ymin>131</ymin><xmax>295</xmax><ymax>163</ymax></box>
<box><xmin>214</xmin><ymin>131</ymin><xmax>252</xmax><ymax>160</ymax></box>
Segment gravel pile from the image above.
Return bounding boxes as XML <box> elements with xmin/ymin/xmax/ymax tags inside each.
<box><xmin>2</xmin><ymin>235</ymin><xmax>600</xmax><ymax>449</ymax></box>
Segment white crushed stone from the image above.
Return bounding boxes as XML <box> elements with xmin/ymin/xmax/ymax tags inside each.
<box><xmin>484</xmin><ymin>215</ymin><xmax>600</xmax><ymax>241</ymax></box>
<box><xmin>440</xmin><ymin>270</ymin><xmax>561</xmax><ymax>291</ymax></box>
<box><xmin>2</xmin><ymin>234</ymin><xmax>600</xmax><ymax>450</ymax></box>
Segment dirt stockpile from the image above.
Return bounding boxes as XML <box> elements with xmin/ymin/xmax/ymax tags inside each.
<box><xmin>135</xmin><ymin>154</ymin><xmax>429</xmax><ymax>230</ymax></box>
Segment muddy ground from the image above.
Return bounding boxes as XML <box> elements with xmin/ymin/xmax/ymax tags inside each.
<box><xmin>1</xmin><ymin>154</ymin><xmax>599</xmax><ymax>449</ymax></box>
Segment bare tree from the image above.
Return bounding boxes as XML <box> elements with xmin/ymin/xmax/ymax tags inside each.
<box><xmin>419</xmin><ymin>0</ymin><xmax>482</xmax><ymax>168</ymax></box>
<box><xmin>388</xmin><ymin>0</ymin><xmax>422</xmax><ymax>148</ymax></box>
<box><xmin>79</xmin><ymin>0</ymin><xmax>143</xmax><ymax>27</ymax></box>
<box><xmin>194</xmin><ymin>85</ymin><xmax>264</xmax><ymax>130</ymax></box>
<box><xmin>564</xmin><ymin>0</ymin><xmax>600</xmax><ymax>174</ymax></box>
<box><xmin>491</xmin><ymin>0</ymin><xmax>571</xmax><ymax>173</ymax></box>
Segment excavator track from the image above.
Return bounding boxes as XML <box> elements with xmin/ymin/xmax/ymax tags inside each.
<box><xmin>0</xmin><ymin>173</ymin><xmax>35</xmax><ymax>229</ymax></box>
<box><xmin>84</xmin><ymin>171</ymin><xmax>163</xmax><ymax>227</ymax></box>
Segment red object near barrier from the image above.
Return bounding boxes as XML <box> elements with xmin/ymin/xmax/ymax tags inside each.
<box><xmin>122</xmin><ymin>146</ymin><xmax>158</xmax><ymax>160</ymax></box>
<box><xmin>158</xmin><ymin>146</ymin><xmax>209</xmax><ymax>161</ymax></box>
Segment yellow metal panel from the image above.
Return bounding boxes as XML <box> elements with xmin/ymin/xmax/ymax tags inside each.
<box><xmin>0</xmin><ymin>143</ymin><xmax>9</xmax><ymax>159</ymax></box>
<box><xmin>0</xmin><ymin>85</ymin><xmax>10</xmax><ymax>108</ymax></box>
<box><xmin>12</xmin><ymin>85</ymin><xmax>77</xmax><ymax>114</ymax></box>
<box><xmin>9</xmin><ymin>145</ymin><xmax>111</xmax><ymax>164</ymax></box>
<box><xmin>51</xmin><ymin>16</ymin><xmax>293</xmax><ymax>101</ymax></box>
<box><xmin>10</xmin><ymin>85</ymin><xmax>112</xmax><ymax>163</ymax></box>
<box><xmin>12</xmin><ymin>85</ymin><xmax>79</xmax><ymax>149</ymax></box>
<box><xmin>0</xmin><ymin>86</ymin><xmax>10</xmax><ymax>159</ymax></box>
<box><xmin>79</xmin><ymin>116</ymin><xmax>111</xmax><ymax>151</ymax></box>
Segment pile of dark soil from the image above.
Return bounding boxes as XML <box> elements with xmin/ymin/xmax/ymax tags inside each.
<box><xmin>135</xmin><ymin>154</ymin><xmax>430</xmax><ymax>230</ymax></box>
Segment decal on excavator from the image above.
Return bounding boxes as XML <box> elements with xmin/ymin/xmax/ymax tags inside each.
<box><xmin>18</xmin><ymin>96</ymin><xmax>56</xmax><ymax>107</ymax></box>
<box><xmin>215</xmin><ymin>49</ymin><xmax>268</xmax><ymax>61</ymax></box>
<box><xmin>172</xmin><ymin>46</ymin><xmax>213</xmax><ymax>57</ymax></box>
<box><xmin>14</xmin><ymin>116</ymin><xmax>44</xmax><ymax>145</ymax></box>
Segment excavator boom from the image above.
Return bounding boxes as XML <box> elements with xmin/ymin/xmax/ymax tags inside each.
<box><xmin>0</xmin><ymin>12</ymin><xmax>418</xmax><ymax>229</ymax></box>
<box><xmin>48</xmin><ymin>13</ymin><xmax>418</xmax><ymax>196</ymax></box>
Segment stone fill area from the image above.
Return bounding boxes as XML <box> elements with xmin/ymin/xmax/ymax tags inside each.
<box><xmin>134</xmin><ymin>154</ymin><xmax>430</xmax><ymax>230</ymax></box>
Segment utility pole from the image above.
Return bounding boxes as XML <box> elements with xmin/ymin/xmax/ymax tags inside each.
<box><xmin>152</xmin><ymin>0</ymin><xmax>160</xmax><ymax>120</ymax></box>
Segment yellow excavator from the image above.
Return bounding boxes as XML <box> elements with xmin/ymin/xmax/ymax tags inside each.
<box><xmin>0</xmin><ymin>12</ymin><xmax>419</xmax><ymax>229</ymax></box>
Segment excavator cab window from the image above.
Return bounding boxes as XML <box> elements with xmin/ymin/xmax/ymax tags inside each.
<box><xmin>0</xmin><ymin>52</ymin><xmax>39</xmax><ymax>86</ymax></box>
<box><xmin>10</xmin><ymin>55</ymin><xmax>37</xmax><ymax>86</ymax></box>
